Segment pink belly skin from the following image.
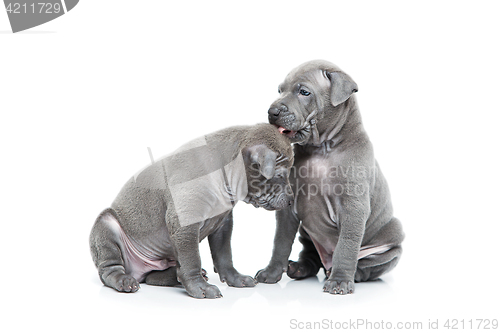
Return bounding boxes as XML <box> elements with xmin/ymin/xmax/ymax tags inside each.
<box><xmin>310</xmin><ymin>236</ymin><xmax>393</xmax><ymax>272</ymax></box>
<box><xmin>102</xmin><ymin>214</ymin><xmax>176</xmax><ymax>283</ymax></box>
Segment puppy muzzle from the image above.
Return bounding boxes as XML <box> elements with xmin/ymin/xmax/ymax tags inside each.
<box><xmin>267</xmin><ymin>192</ymin><xmax>294</xmax><ymax>210</ymax></box>
<box><xmin>245</xmin><ymin>191</ymin><xmax>293</xmax><ymax>211</ymax></box>
<box><xmin>269</xmin><ymin>106</ymin><xmax>320</xmax><ymax>145</ymax></box>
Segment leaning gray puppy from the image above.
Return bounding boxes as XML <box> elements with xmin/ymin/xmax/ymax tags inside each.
<box><xmin>90</xmin><ymin>124</ymin><xmax>294</xmax><ymax>299</ymax></box>
<box><xmin>255</xmin><ymin>60</ymin><xmax>405</xmax><ymax>295</ymax></box>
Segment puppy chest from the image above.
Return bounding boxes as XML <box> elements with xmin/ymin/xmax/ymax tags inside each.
<box><xmin>292</xmin><ymin>157</ymin><xmax>371</xmax><ymax>203</ymax></box>
<box><xmin>291</xmin><ymin>158</ymin><xmax>340</xmax><ymax>202</ymax></box>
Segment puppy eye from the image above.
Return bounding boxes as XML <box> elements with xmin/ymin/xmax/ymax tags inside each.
<box><xmin>299</xmin><ymin>89</ymin><xmax>311</xmax><ymax>96</ymax></box>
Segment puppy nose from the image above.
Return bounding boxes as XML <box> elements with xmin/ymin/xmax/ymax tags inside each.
<box><xmin>268</xmin><ymin>105</ymin><xmax>287</xmax><ymax>120</ymax></box>
<box><xmin>268</xmin><ymin>107</ymin><xmax>281</xmax><ymax>118</ymax></box>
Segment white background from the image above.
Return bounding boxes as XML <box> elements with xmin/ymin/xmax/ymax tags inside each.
<box><xmin>2</xmin><ymin>1</ymin><xmax>500</xmax><ymax>332</ymax></box>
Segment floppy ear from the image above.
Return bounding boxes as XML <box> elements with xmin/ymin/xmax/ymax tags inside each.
<box><xmin>327</xmin><ymin>71</ymin><xmax>358</xmax><ymax>107</ymax></box>
<box><xmin>244</xmin><ymin>145</ymin><xmax>277</xmax><ymax>180</ymax></box>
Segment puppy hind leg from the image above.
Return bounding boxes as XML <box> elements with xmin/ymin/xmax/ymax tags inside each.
<box><xmin>287</xmin><ymin>227</ymin><xmax>322</xmax><ymax>280</ymax></box>
<box><xmin>89</xmin><ymin>209</ymin><xmax>140</xmax><ymax>293</ymax></box>
<box><xmin>146</xmin><ymin>267</ymin><xmax>210</xmax><ymax>286</ymax></box>
<box><xmin>354</xmin><ymin>245</ymin><xmax>402</xmax><ymax>282</ymax></box>
<box><xmin>145</xmin><ymin>268</ymin><xmax>181</xmax><ymax>287</ymax></box>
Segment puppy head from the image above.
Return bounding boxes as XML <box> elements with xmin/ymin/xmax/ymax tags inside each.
<box><xmin>241</xmin><ymin>124</ymin><xmax>294</xmax><ymax>210</ymax></box>
<box><xmin>268</xmin><ymin>60</ymin><xmax>358</xmax><ymax>144</ymax></box>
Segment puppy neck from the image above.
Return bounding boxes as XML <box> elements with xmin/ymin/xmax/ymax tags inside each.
<box><xmin>300</xmin><ymin>97</ymin><xmax>367</xmax><ymax>153</ymax></box>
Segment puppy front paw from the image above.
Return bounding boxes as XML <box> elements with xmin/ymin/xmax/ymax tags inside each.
<box><xmin>110</xmin><ymin>273</ymin><xmax>140</xmax><ymax>293</ymax></box>
<box><xmin>255</xmin><ymin>264</ymin><xmax>286</xmax><ymax>283</ymax></box>
<box><xmin>184</xmin><ymin>280</ymin><xmax>222</xmax><ymax>299</ymax></box>
<box><xmin>323</xmin><ymin>278</ymin><xmax>355</xmax><ymax>295</ymax></box>
<box><xmin>219</xmin><ymin>269</ymin><xmax>257</xmax><ymax>287</ymax></box>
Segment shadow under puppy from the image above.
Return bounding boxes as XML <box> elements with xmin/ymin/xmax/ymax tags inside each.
<box><xmin>90</xmin><ymin>123</ymin><xmax>294</xmax><ymax>299</ymax></box>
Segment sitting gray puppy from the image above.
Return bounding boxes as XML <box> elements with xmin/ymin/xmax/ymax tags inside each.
<box><xmin>90</xmin><ymin>124</ymin><xmax>294</xmax><ymax>299</ymax></box>
<box><xmin>255</xmin><ymin>60</ymin><xmax>405</xmax><ymax>295</ymax></box>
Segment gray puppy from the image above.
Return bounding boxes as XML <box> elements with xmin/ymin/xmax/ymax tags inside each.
<box><xmin>255</xmin><ymin>60</ymin><xmax>404</xmax><ymax>295</ymax></box>
<box><xmin>90</xmin><ymin>124</ymin><xmax>294</xmax><ymax>299</ymax></box>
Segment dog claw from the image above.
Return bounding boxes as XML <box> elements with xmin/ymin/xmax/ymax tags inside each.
<box><xmin>323</xmin><ymin>279</ymin><xmax>355</xmax><ymax>295</ymax></box>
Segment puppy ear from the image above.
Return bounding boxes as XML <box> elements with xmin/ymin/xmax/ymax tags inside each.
<box><xmin>327</xmin><ymin>71</ymin><xmax>358</xmax><ymax>107</ymax></box>
<box><xmin>244</xmin><ymin>145</ymin><xmax>277</xmax><ymax>180</ymax></box>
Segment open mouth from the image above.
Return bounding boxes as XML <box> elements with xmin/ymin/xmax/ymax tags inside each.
<box><xmin>275</xmin><ymin>125</ymin><xmax>297</xmax><ymax>138</ymax></box>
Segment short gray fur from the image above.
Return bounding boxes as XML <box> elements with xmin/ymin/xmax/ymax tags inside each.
<box><xmin>90</xmin><ymin>124</ymin><xmax>294</xmax><ymax>299</ymax></box>
<box><xmin>255</xmin><ymin>60</ymin><xmax>405</xmax><ymax>295</ymax></box>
